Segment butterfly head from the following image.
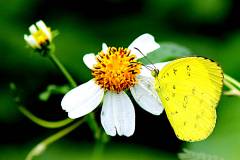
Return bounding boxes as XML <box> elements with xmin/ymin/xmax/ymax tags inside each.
<box><xmin>151</xmin><ymin>68</ymin><xmax>159</xmax><ymax>78</ymax></box>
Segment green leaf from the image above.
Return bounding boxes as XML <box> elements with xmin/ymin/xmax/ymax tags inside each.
<box><xmin>39</xmin><ymin>84</ymin><xmax>71</xmax><ymax>101</ymax></box>
<box><xmin>139</xmin><ymin>42</ymin><xmax>192</xmax><ymax>65</ymax></box>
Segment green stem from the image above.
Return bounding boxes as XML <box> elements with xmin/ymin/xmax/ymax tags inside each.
<box><xmin>224</xmin><ymin>74</ymin><xmax>240</xmax><ymax>89</ymax></box>
<box><xmin>10</xmin><ymin>83</ymin><xmax>73</xmax><ymax>128</ymax></box>
<box><xmin>92</xmin><ymin>138</ymin><xmax>105</xmax><ymax>160</ymax></box>
<box><xmin>224</xmin><ymin>79</ymin><xmax>236</xmax><ymax>91</ymax></box>
<box><xmin>46</xmin><ymin>45</ymin><xmax>108</xmax><ymax>157</ymax></box>
<box><xmin>224</xmin><ymin>80</ymin><xmax>240</xmax><ymax>96</ymax></box>
<box><xmin>91</xmin><ymin>131</ymin><xmax>110</xmax><ymax>160</ymax></box>
<box><xmin>87</xmin><ymin>113</ymin><xmax>101</xmax><ymax>139</ymax></box>
<box><xmin>224</xmin><ymin>90</ymin><xmax>240</xmax><ymax>96</ymax></box>
<box><xmin>48</xmin><ymin>52</ymin><xmax>77</xmax><ymax>88</ymax></box>
<box><xmin>47</xmin><ymin>48</ymin><xmax>102</xmax><ymax>139</ymax></box>
<box><xmin>26</xmin><ymin>118</ymin><xmax>85</xmax><ymax>160</ymax></box>
<box><xmin>223</xmin><ymin>74</ymin><xmax>240</xmax><ymax>97</ymax></box>
<box><xmin>19</xmin><ymin>106</ymin><xmax>73</xmax><ymax>128</ymax></box>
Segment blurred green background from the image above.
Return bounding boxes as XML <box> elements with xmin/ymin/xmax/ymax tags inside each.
<box><xmin>1</xmin><ymin>0</ymin><xmax>240</xmax><ymax>159</ymax></box>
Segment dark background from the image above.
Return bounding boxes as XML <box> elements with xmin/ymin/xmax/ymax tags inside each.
<box><xmin>0</xmin><ymin>0</ymin><xmax>240</xmax><ymax>159</ymax></box>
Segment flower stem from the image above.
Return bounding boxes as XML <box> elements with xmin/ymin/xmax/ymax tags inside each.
<box><xmin>46</xmin><ymin>45</ymin><xmax>109</xmax><ymax>158</ymax></box>
<box><xmin>224</xmin><ymin>80</ymin><xmax>240</xmax><ymax>96</ymax></box>
<box><xmin>224</xmin><ymin>74</ymin><xmax>240</xmax><ymax>89</ymax></box>
<box><xmin>46</xmin><ymin>46</ymin><xmax>103</xmax><ymax>140</ymax></box>
<box><xmin>48</xmin><ymin>52</ymin><xmax>77</xmax><ymax>88</ymax></box>
<box><xmin>91</xmin><ymin>131</ymin><xmax>110</xmax><ymax>160</ymax></box>
<box><xmin>10</xmin><ymin>83</ymin><xmax>74</xmax><ymax>128</ymax></box>
<box><xmin>26</xmin><ymin>118</ymin><xmax>85</xmax><ymax>160</ymax></box>
<box><xmin>87</xmin><ymin>113</ymin><xmax>101</xmax><ymax>139</ymax></box>
<box><xmin>19</xmin><ymin>105</ymin><xmax>74</xmax><ymax>128</ymax></box>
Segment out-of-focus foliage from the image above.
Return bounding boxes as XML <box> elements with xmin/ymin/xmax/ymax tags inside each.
<box><xmin>0</xmin><ymin>0</ymin><xmax>239</xmax><ymax>159</ymax></box>
<box><xmin>178</xmin><ymin>148</ymin><xmax>224</xmax><ymax>160</ymax></box>
<box><xmin>0</xmin><ymin>142</ymin><xmax>177</xmax><ymax>160</ymax></box>
<box><xmin>147</xmin><ymin>0</ymin><xmax>230</xmax><ymax>23</ymax></box>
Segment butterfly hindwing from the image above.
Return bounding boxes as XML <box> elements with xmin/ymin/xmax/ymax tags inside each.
<box><xmin>155</xmin><ymin>57</ymin><xmax>223</xmax><ymax>142</ymax></box>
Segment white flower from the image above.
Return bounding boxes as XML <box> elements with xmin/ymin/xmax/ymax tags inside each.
<box><xmin>61</xmin><ymin>33</ymin><xmax>168</xmax><ymax>137</ymax></box>
<box><xmin>24</xmin><ymin>20</ymin><xmax>52</xmax><ymax>49</ymax></box>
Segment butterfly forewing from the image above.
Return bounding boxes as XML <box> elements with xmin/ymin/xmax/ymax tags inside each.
<box><xmin>155</xmin><ymin>57</ymin><xmax>223</xmax><ymax>142</ymax></box>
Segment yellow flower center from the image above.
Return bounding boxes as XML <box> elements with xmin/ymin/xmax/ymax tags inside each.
<box><xmin>92</xmin><ymin>47</ymin><xmax>142</xmax><ymax>93</ymax></box>
<box><xmin>32</xmin><ymin>29</ymin><xmax>50</xmax><ymax>46</ymax></box>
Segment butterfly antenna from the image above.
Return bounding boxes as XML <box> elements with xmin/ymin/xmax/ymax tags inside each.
<box><xmin>130</xmin><ymin>61</ymin><xmax>153</xmax><ymax>71</ymax></box>
<box><xmin>134</xmin><ymin>47</ymin><xmax>159</xmax><ymax>76</ymax></box>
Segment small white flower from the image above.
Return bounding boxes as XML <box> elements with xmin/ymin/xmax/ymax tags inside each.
<box><xmin>24</xmin><ymin>20</ymin><xmax>52</xmax><ymax>49</ymax></box>
<box><xmin>61</xmin><ymin>33</ymin><xmax>168</xmax><ymax>137</ymax></box>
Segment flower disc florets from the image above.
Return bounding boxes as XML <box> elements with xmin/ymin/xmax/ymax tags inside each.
<box><xmin>92</xmin><ymin>47</ymin><xmax>142</xmax><ymax>93</ymax></box>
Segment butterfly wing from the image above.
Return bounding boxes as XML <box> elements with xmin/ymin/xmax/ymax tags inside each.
<box><xmin>155</xmin><ymin>57</ymin><xmax>223</xmax><ymax>142</ymax></box>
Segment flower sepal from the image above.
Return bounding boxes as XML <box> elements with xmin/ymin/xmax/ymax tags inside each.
<box><xmin>35</xmin><ymin>42</ymin><xmax>55</xmax><ymax>57</ymax></box>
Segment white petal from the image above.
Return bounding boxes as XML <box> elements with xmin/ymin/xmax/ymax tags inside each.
<box><xmin>130</xmin><ymin>76</ymin><xmax>164</xmax><ymax>115</ymax></box>
<box><xmin>128</xmin><ymin>33</ymin><xmax>160</xmax><ymax>59</ymax></box>
<box><xmin>139</xmin><ymin>65</ymin><xmax>153</xmax><ymax>78</ymax></box>
<box><xmin>29</xmin><ymin>25</ymin><xmax>38</xmax><ymax>34</ymax></box>
<box><xmin>100</xmin><ymin>92</ymin><xmax>116</xmax><ymax>136</ymax></box>
<box><xmin>36</xmin><ymin>20</ymin><xmax>51</xmax><ymax>41</ymax></box>
<box><xmin>102</xmin><ymin>43</ymin><xmax>108</xmax><ymax>54</ymax></box>
<box><xmin>24</xmin><ymin>35</ymin><xmax>40</xmax><ymax>48</ymax></box>
<box><xmin>83</xmin><ymin>53</ymin><xmax>97</xmax><ymax>70</ymax></box>
<box><xmin>101</xmin><ymin>91</ymin><xmax>135</xmax><ymax>137</ymax></box>
<box><xmin>61</xmin><ymin>79</ymin><xmax>104</xmax><ymax>119</ymax></box>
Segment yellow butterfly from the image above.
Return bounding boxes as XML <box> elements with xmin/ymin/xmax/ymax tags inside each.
<box><xmin>152</xmin><ymin>57</ymin><xmax>223</xmax><ymax>142</ymax></box>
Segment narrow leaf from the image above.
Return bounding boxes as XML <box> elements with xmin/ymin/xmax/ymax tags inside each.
<box><xmin>39</xmin><ymin>84</ymin><xmax>71</xmax><ymax>101</ymax></box>
<box><xmin>139</xmin><ymin>42</ymin><xmax>192</xmax><ymax>65</ymax></box>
